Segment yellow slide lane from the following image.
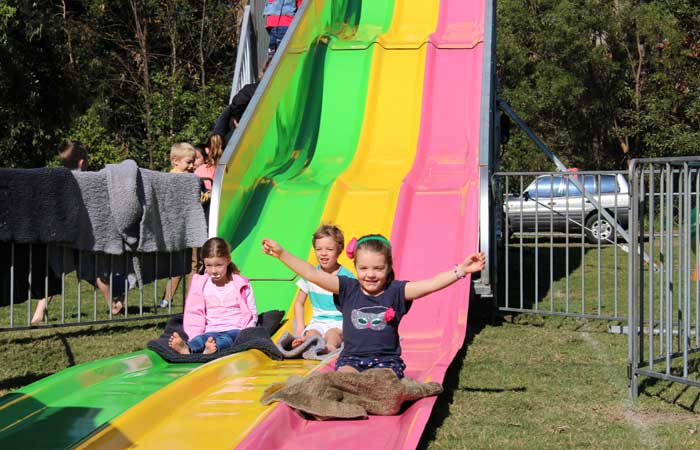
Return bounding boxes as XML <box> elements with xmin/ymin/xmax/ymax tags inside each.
<box><xmin>314</xmin><ymin>12</ymin><xmax>436</xmax><ymax>267</ymax></box>
<box><xmin>76</xmin><ymin>2</ymin><xmax>437</xmax><ymax>449</ymax></box>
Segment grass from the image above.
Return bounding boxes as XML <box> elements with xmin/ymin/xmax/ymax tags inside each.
<box><xmin>2</xmin><ymin>242</ymin><xmax>700</xmax><ymax>448</ymax></box>
<box><xmin>503</xmin><ymin>236</ymin><xmax>630</xmax><ymax>319</ymax></box>
<box><xmin>2</xmin><ymin>300</ymin><xmax>700</xmax><ymax>448</ymax></box>
<box><xmin>421</xmin><ymin>314</ymin><xmax>700</xmax><ymax>450</ymax></box>
<box><xmin>503</xmin><ymin>237</ymin><xmax>697</xmax><ymax>322</ymax></box>
<box><xmin>0</xmin><ymin>318</ymin><xmax>168</xmax><ymax>396</ymax></box>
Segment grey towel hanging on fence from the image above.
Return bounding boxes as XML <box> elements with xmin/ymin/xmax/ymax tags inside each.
<box><xmin>0</xmin><ymin>168</ymin><xmax>81</xmax><ymax>244</ymax></box>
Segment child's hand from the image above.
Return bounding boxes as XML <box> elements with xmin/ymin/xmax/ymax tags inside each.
<box><xmin>458</xmin><ymin>252</ymin><xmax>485</xmax><ymax>275</ymax></box>
<box><xmin>291</xmin><ymin>336</ymin><xmax>306</xmax><ymax>348</ymax></box>
<box><xmin>262</xmin><ymin>239</ymin><xmax>283</xmax><ymax>258</ymax></box>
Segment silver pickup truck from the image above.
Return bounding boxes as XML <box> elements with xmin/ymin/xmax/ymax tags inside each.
<box><xmin>504</xmin><ymin>174</ymin><xmax>629</xmax><ymax>243</ymax></box>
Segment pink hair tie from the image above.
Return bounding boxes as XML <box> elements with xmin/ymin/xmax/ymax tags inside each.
<box><xmin>346</xmin><ymin>237</ymin><xmax>358</xmax><ymax>259</ymax></box>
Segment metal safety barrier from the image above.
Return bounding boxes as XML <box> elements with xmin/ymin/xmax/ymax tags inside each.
<box><xmin>494</xmin><ymin>170</ymin><xmax>630</xmax><ymax>321</ymax></box>
<box><xmin>628</xmin><ymin>157</ymin><xmax>700</xmax><ymax>397</ymax></box>
<box><xmin>1</xmin><ymin>245</ymin><xmax>191</xmax><ymax>331</ymax></box>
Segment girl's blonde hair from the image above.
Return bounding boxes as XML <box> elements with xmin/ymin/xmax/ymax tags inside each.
<box><xmin>197</xmin><ymin>237</ymin><xmax>240</xmax><ymax>276</ymax></box>
<box><xmin>206</xmin><ymin>134</ymin><xmax>224</xmax><ymax>167</ymax></box>
<box><xmin>312</xmin><ymin>224</ymin><xmax>344</xmax><ymax>255</ymax></box>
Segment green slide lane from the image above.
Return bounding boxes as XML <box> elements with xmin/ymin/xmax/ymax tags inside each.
<box><xmin>217</xmin><ymin>0</ymin><xmax>395</xmax><ymax>312</ymax></box>
<box><xmin>0</xmin><ymin>350</ymin><xmax>196</xmax><ymax>449</ymax></box>
<box><xmin>0</xmin><ymin>1</ymin><xmax>395</xmax><ymax>448</ymax></box>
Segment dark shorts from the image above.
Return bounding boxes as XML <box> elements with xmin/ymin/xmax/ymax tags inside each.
<box><xmin>335</xmin><ymin>355</ymin><xmax>406</xmax><ymax>379</ymax></box>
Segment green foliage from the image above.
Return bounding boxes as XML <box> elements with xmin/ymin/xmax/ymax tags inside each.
<box><xmin>498</xmin><ymin>0</ymin><xmax>700</xmax><ymax>171</ymax></box>
<box><xmin>147</xmin><ymin>71</ymin><xmax>229</xmax><ymax>170</ymax></box>
<box><xmin>66</xmin><ymin>101</ymin><xmax>127</xmax><ymax>170</ymax></box>
<box><xmin>0</xmin><ymin>0</ymin><xmax>87</xmax><ymax>168</ymax></box>
<box><xmin>0</xmin><ymin>0</ymin><xmax>242</xmax><ymax>170</ymax></box>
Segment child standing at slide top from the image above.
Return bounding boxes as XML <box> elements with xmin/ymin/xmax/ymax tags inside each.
<box><xmin>195</xmin><ymin>134</ymin><xmax>223</xmax><ymax>191</ymax></box>
<box><xmin>169</xmin><ymin>142</ymin><xmax>196</xmax><ymax>173</ymax></box>
<box><xmin>161</xmin><ymin>142</ymin><xmax>199</xmax><ymax>308</ymax></box>
<box><xmin>169</xmin><ymin>237</ymin><xmax>257</xmax><ymax>355</ymax></box>
<box><xmin>262</xmin><ymin>234</ymin><xmax>485</xmax><ymax>378</ymax></box>
<box><xmin>291</xmin><ymin>224</ymin><xmax>355</xmax><ymax>354</ymax></box>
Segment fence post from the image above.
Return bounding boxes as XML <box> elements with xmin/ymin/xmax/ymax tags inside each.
<box><xmin>628</xmin><ymin>160</ymin><xmax>639</xmax><ymax>398</ymax></box>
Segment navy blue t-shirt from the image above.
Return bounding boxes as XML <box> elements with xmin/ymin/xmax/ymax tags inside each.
<box><xmin>335</xmin><ymin>276</ymin><xmax>410</xmax><ymax>358</ymax></box>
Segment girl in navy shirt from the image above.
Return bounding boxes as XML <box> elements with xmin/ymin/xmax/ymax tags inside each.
<box><xmin>262</xmin><ymin>234</ymin><xmax>484</xmax><ymax>378</ymax></box>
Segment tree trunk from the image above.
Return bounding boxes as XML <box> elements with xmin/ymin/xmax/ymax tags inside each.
<box><xmin>633</xmin><ymin>30</ymin><xmax>643</xmax><ymax>154</ymax></box>
<box><xmin>170</xmin><ymin>14</ymin><xmax>177</xmax><ymax>138</ymax></box>
<box><xmin>130</xmin><ymin>0</ymin><xmax>153</xmax><ymax>168</ymax></box>
<box><xmin>60</xmin><ymin>0</ymin><xmax>74</xmax><ymax>65</ymax></box>
<box><xmin>199</xmin><ymin>0</ymin><xmax>207</xmax><ymax>87</ymax></box>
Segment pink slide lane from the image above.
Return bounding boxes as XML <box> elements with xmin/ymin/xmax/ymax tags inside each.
<box><xmin>235</xmin><ymin>1</ymin><xmax>485</xmax><ymax>448</ymax></box>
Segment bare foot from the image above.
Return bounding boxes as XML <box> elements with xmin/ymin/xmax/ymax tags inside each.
<box><xmin>168</xmin><ymin>332</ymin><xmax>190</xmax><ymax>354</ymax></box>
<box><xmin>31</xmin><ymin>299</ymin><xmax>48</xmax><ymax>325</ymax></box>
<box><xmin>203</xmin><ymin>336</ymin><xmax>217</xmax><ymax>355</ymax></box>
<box><xmin>111</xmin><ymin>299</ymin><xmax>124</xmax><ymax>315</ymax></box>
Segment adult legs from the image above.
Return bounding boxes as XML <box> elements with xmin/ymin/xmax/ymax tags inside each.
<box><xmin>96</xmin><ymin>277</ymin><xmax>124</xmax><ymax>315</ymax></box>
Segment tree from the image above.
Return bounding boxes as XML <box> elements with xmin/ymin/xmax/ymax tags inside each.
<box><xmin>0</xmin><ymin>0</ymin><xmax>86</xmax><ymax>167</ymax></box>
<box><xmin>497</xmin><ymin>0</ymin><xmax>700</xmax><ymax>171</ymax></box>
<box><xmin>0</xmin><ymin>0</ymin><xmax>243</xmax><ymax>170</ymax></box>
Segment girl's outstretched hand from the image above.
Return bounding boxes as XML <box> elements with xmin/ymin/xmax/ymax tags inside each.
<box><xmin>459</xmin><ymin>252</ymin><xmax>486</xmax><ymax>275</ymax></box>
<box><xmin>262</xmin><ymin>239</ymin><xmax>283</xmax><ymax>258</ymax></box>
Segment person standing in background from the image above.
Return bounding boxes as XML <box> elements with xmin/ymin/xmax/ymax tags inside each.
<box><xmin>263</xmin><ymin>0</ymin><xmax>303</xmax><ymax>57</ymax></box>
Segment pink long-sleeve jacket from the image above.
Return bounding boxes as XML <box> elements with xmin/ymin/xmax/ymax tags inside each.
<box><xmin>183</xmin><ymin>273</ymin><xmax>257</xmax><ymax>339</ymax></box>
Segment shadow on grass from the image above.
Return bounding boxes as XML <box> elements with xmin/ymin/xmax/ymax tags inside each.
<box><xmin>458</xmin><ymin>386</ymin><xmax>526</xmax><ymax>393</ymax></box>
<box><xmin>501</xmin><ymin>240</ymin><xmax>585</xmax><ymax>312</ymax></box>
<box><xmin>2</xmin><ymin>320</ymin><xmax>168</xmax><ymax>345</ymax></box>
<box><xmin>637</xmin><ymin>356</ymin><xmax>700</xmax><ymax>413</ymax></box>
<box><xmin>0</xmin><ymin>373</ymin><xmax>55</xmax><ymax>391</ymax></box>
<box><xmin>416</xmin><ymin>286</ymin><xmax>512</xmax><ymax>449</ymax></box>
<box><xmin>57</xmin><ymin>333</ymin><xmax>76</xmax><ymax>366</ymax></box>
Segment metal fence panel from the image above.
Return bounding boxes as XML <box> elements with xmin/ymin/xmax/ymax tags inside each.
<box><xmin>494</xmin><ymin>170</ymin><xmax>630</xmax><ymax>321</ymax></box>
<box><xmin>629</xmin><ymin>157</ymin><xmax>700</xmax><ymax>397</ymax></box>
<box><xmin>1</xmin><ymin>246</ymin><xmax>189</xmax><ymax>331</ymax></box>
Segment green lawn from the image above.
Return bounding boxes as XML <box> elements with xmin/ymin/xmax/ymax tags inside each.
<box><xmin>502</xmin><ymin>238</ymin><xmax>697</xmax><ymax>323</ymax></box>
<box><xmin>2</xmin><ymin>243</ymin><xmax>700</xmax><ymax>448</ymax></box>
<box><xmin>421</xmin><ymin>314</ymin><xmax>700</xmax><ymax>450</ymax></box>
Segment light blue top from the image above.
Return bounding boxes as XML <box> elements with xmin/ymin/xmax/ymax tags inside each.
<box><xmin>296</xmin><ymin>265</ymin><xmax>355</xmax><ymax>320</ymax></box>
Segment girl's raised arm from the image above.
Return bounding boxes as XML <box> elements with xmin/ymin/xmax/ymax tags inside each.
<box><xmin>404</xmin><ymin>252</ymin><xmax>485</xmax><ymax>301</ymax></box>
<box><xmin>262</xmin><ymin>238</ymin><xmax>340</xmax><ymax>294</ymax></box>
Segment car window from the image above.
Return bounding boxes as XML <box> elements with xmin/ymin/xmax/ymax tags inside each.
<box><xmin>564</xmin><ymin>177</ymin><xmax>589</xmax><ymax>196</ymax></box>
<box><xmin>565</xmin><ymin>179</ymin><xmax>582</xmax><ymax>196</ymax></box>
<box><xmin>599</xmin><ymin>175</ymin><xmax>618</xmax><ymax>193</ymax></box>
<box><xmin>563</xmin><ymin>175</ymin><xmax>615</xmax><ymax>196</ymax></box>
<box><xmin>528</xmin><ymin>176</ymin><xmax>562</xmax><ymax>198</ymax></box>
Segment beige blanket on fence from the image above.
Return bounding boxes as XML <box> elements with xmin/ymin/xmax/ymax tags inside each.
<box><xmin>260</xmin><ymin>368</ymin><xmax>443</xmax><ymax>420</ymax></box>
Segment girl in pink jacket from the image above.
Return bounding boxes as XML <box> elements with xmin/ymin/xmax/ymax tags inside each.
<box><xmin>169</xmin><ymin>237</ymin><xmax>257</xmax><ymax>354</ymax></box>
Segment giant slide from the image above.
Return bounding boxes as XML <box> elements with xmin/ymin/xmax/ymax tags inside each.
<box><xmin>0</xmin><ymin>0</ymin><xmax>489</xmax><ymax>448</ymax></box>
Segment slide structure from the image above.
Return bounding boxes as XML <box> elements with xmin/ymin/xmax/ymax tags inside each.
<box><xmin>0</xmin><ymin>0</ymin><xmax>490</xmax><ymax>449</ymax></box>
